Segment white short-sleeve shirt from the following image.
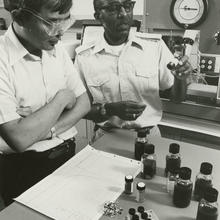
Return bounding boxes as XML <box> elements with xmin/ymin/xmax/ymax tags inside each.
<box><xmin>75</xmin><ymin>31</ymin><xmax>175</xmax><ymax>128</ymax></box>
<box><xmin>0</xmin><ymin>25</ymin><xmax>86</xmax><ymax>153</ymax></box>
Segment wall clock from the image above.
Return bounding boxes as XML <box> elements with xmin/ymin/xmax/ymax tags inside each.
<box><xmin>170</xmin><ymin>0</ymin><xmax>209</xmax><ymax>29</ymax></box>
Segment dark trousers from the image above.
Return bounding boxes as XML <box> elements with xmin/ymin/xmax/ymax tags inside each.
<box><xmin>0</xmin><ymin>138</ymin><xmax>75</xmax><ymax>207</ymax></box>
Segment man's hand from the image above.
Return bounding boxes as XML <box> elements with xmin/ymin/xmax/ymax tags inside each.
<box><xmin>105</xmin><ymin>101</ymin><xmax>146</xmax><ymax>121</ymax></box>
<box><xmin>173</xmin><ymin>55</ymin><xmax>193</xmax><ymax>80</ymax></box>
<box><xmin>55</xmin><ymin>89</ymin><xmax>77</xmax><ymax>110</ymax></box>
<box><xmin>16</xmin><ymin>106</ymin><xmax>32</xmax><ymax>117</ymax></box>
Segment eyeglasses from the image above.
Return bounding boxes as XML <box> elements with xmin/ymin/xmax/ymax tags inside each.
<box><xmin>98</xmin><ymin>1</ymin><xmax>136</xmax><ymax>15</ymax></box>
<box><xmin>22</xmin><ymin>8</ymin><xmax>75</xmax><ymax>36</ymax></box>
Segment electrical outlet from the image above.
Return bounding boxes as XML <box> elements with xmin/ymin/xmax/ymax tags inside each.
<box><xmin>200</xmin><ymin>53</ymin><xmax>220</xmax><ymax>73</ymax></box>
<box><xmin>200</xmin><ymin>55</ymin><xmax>216</xmax><ymax>72</ymax></box>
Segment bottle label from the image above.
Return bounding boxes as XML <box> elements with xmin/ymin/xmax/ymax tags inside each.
<box><xmin>142</xmin><ymin>159</ymin><xmax>156</xmax><ymax>179</ymax></box>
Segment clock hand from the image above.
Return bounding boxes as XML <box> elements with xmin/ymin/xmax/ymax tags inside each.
<box><xmin>180</xmin><ymin>8</ymin><xmax>198</xmax><ymax>11</ymax></box>
<box><xmin>180</xmin><ymin>6</ymin><xmax>198</xmax><ymax>11</ymax></box>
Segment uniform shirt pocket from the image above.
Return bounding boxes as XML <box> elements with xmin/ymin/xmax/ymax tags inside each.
<box><xmin>86</xmin><ymin>73</ymin><xmax>110</xmax><ymax>103</ymax></box>
<box><xmin>135</xmin><ymin>64</ymin><xmax>158</xmax><ymax>93</ymax></box>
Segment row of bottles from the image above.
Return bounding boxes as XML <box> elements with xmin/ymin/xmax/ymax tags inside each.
<box><xmin>135</xmin><ymin>130</ymin><xmax>214</xmax><ymax>200</ymax></box>
<box><xmin>135</xmin><ymin>130</ymin><xmax>181</xmax><ymax>181</ymax></box>
<box><xmin>134</xmin><ymin>129</ymin><xmax>219</xmax><ymax>220</ymax></box>
<box><xmin>172</xmin><ymin>167</ymin><xmax>218</xmax><ymax>220</ymax></box>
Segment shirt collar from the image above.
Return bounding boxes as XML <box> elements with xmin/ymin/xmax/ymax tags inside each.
<box><xmin>46</xmin><ymin>47</ymin><xmax>57</xmax><ymax>57</ymax></box>
<box><xmin>128</xmin><ymin>30</ymin><xmax>143</xmax><ymax>50</ymax></box>
<box><xmin>5</xmin><ymin>25</ymin><xmax>29</xmax><ymax>66</ymax></box>
<box><xmin>92</xmin><ymin>30</ymin><xmax>143</xmax><ymax>54</ymax></box>
<box><xmin>5</xmin><ymin>24</ymin><xmax>56</xmax><ymax>65</ymax></box>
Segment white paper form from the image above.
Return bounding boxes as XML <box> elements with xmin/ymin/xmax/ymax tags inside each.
<box><xmin>15</xmin><ymin>145</ymin><xmax>141</xmax><ymax>220</ymax></box>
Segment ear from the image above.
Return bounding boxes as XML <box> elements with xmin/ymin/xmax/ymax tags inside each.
<box><xmin>94</xmin><ymin>12</ymin><xmax>100</xmax><ymax>20</ymax></box>
<box><xmin>11</xmin><ymin>9</ymin><xmax>24</xmax><ymax>26</ymax></box>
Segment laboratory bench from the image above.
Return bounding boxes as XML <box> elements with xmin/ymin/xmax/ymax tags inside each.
<box><xmin>0</xmin><ymin>128</ymin><xmax>219</xmax><ymax>220</ymax></box>
<box><xmin>159</xmin><ymin>98</ymin><xmax>220</xmax><ymax>150</ymax></box>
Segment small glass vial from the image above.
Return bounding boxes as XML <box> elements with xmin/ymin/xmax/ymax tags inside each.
<box><xmin>141</xmin><ymin>144</ymin><xmax>156</xmax><ymax>179</ymax></box>
<box><xmin>196</xmin><ymin>187</ymin><xmax>219</xmax><ymax>220</ymax></box>
<box><xmin>124</xmin><ymin>175</ymin><xmax>134</xmax><ymax>194</ymax></box>
<box><xmin>128</xmin><ymin>208</ymin><xmax>136</xmax><ymax>220</ymax></box>
<box><xmin>194</xmin><ymin>162</ymin><xmax>213</xmax><ymax>201</ymax></box>
<box><xmin>133</xmin><ymin>214</ymin><xmax>140</xmax><ymax>220</ymax></box>
<box><xmin>135</xmin><ymin>129</ymin><xmax>150</xmax><ymax>160</ymax></box>
<box><xmin>136</xmin><ymin>182</ymin><xmax>146</xmax><ymax>203</ymax></box>
<box><xmin>173</xmin><ymin>167</ymin><xmax>193</xmax><ymax>208</ymax></box>
<box><xmin>141</xmin><ymin>212</ymin><xmax>148</xmax><ymax>220</ymax></box>
<box><xmin>137</xmin><ymin>206</ymin><xmax>145</xmax><ymax>218</ymax></box>
<box><xmin>166</xmin><ymin>168</ymin><xmax>179</xmax><ymax>195</ymax></box>
<box><xmin>165</xmin><ymin>143</ymin><xmax>181</xmax><ymax>177</ymax></box>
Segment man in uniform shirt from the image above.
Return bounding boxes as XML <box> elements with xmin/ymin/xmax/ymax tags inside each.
<box><xmin>0</xmin><ymin>0</ymin><xmax>90</xmax><ymax>206</ymax></box>
<box><xmin>75</xmin><ymin>0</ymin><xmax>192</xmax><ymax>130</ymax></box>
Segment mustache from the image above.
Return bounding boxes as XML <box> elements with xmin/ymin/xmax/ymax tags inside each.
<box><xmin>117</xmin><ymin>21</ymin><xmax>131</xmax><ymax>26</ymax></box>
<box><xmin>116</xmin><ymin>18</ymin><xmax>132</xmax><ymax>25</ymax></box>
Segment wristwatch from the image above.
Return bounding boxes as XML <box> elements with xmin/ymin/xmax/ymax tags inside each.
<box><xmin>100</xmin><ymin>103</ymin><xmax>107</xmax><ymax>116</ymax></box>
<box><xmin>50</xmin><ymin>126</ymin><xmax>57</xmax><ymax>139</ymax></box>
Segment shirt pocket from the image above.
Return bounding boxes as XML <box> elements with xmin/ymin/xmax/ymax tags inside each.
<box><xmin>86</xmin><ymin>74</ymin><xmax>110</xmax><ymax>103</ymax></box>
<box><xmin>135</xmin><ymin>64</ymin><xmax>158</xmax><ymax>93</ymax></box>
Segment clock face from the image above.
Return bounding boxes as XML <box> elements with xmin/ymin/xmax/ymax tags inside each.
<box><xmin>170</xmin><ymin>0</ymin><xmax>209</xmax><ymax>28</ymax></box>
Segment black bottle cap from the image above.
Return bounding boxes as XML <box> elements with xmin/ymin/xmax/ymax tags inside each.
<box><xmin>136</xmin><ymin>182</ymin><xmax>146</xmax><ymax>191</ymax></box>
<box><xmin>141</xmin><ymin>212</ymin><xmax>148</xmax><ymax>220</ymax></box>
<box><xmin>128</xmin><ymin>208</ymin><xmax>136</xmax><ymax>215</ymax></box>
<box><xmin>169</xmin><ymin>143</ymin><xmax>180</xmax><ymax>154</ymax></box>
<box><xmin>137</xmin><ymin>206</ymin><xmax>145</xmax><ymax>213</ymax></box>
<box><xmin>133</xmin><ymin>214</ymin><xmax>140</xmax><ymax>220</ymax></box>
<box><xmin>200</xmin><ymin>162</ymin><xmax>213</xmax><ymax>175</ymax></box>
<box><xmin>137</xmin><ymin>130</ymin><xmax>148</xmax><ymax>138</ymax></box>
<box><xmin>204</xmin><ymin>187</ymin><xmax>218</xmax><ymax>203</ymax></box>
<box><xmin>179</xmin><ymin>167</ymin><xmax>191</xmax><ymax>180</ymax></box>
<box><xmin>125</xmin><ymin>175</ymin><xmax>133</xmax><ymax>183</ymax></box>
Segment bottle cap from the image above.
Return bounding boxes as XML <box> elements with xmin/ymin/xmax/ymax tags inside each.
<box><xmin>200</xmin><ymin>162</ymin><xmax>213</xmax><ymax>175</ymax></box>
<box><xmin>133</xmin><ymin>214</ymin><xmax>140</xmax><ymax>220</ymax></box>
<box><xmin>128</xmin><ymin>208</ymin><xmax>136</xmax><ymax>215</ymax></box>
<box><xmin>137</xmin><ymin>130</ymin><xmax>148</xmax><ymax>138</ymax></box>
<box><xmin>137</xmin><ymin>206</ymin><xmax>145</xmax><ymax>213</ymax></box>
<box><xmin>169</xmin><ymin>143</ymin><xmax>180</xmax><ymax>154</ymax></box>
<box><xmin>125</xmin><ymin>175</ymin><xmax>133</xmax><ymax>183</ymax></box>
<box><xmin>179</xmin><ymin>167</ymin><xmax>191</xmax><ymax>180</ymax></box>
<box><xmin>204</xmin><ymin>187</ymin><xmax>218</xmax><ymax>203</ymax></box>
<box><xmin>144</xmin><ymin>144</ymin><xmax>155</xmax><ymax>154</ymax></box>
<box><xmin>137</xmin><ymin>182</ymin><xmax>146</xmax><ymax>191</ymax></box>
<box><xmin>141</xmin><ymin>212</ymin><xmax>148</xmax><ymax>220</ymax></box>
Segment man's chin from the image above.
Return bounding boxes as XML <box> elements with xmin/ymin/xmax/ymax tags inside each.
<box><xmin>117</xmin><ymin>27</ymin><xmax>130</xmax><ymax>36</ymax></box>
<box><xmin>116</xmin><ymin>30</ymin><xmax>129</xmax><ymax>39</ymax></box>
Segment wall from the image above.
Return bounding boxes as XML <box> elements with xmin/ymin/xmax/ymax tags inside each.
<box><xmin>0</xmin><ymin>0</ymin><xmax>144</xmax><ymax>28</ymax></box>
<box><xmin>2</xmin><ymin>0</ymin><xmax>220</xmax><ymax>54</ymax></box>
<box><xmin>72</xmin><ymin>0</ymin><xmax>144</xmax><ymax>19</ymax></box>
<box><xmin>0</xmin><ymin>7</ymin><xmax>11</xmax><ymax>28</ymax></box>
<box><xmin>143</xmin><ymin>0</ymin><xmax>220</xmax><ymax>54</ymax></box>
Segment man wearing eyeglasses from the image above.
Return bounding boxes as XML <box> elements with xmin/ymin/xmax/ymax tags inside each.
<box><xmin>0</xmin><ymin>0</ymin><xmax>90</xmax><ymax>206</ymax></box>
<box><xmin>75</xmin><ymin>0</ymin><xmax>192</xmax><ymax>131</ymax></box>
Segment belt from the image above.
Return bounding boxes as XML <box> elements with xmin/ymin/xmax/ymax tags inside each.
<box><xmin>2</xmin><ymin>137</ymin><xmax>76</xmax><ymax>160</ymax></box>
<box><xmin>46</xmin><ymin>137</ymin><xmax>75</xmax><ymax>159</ymax></box>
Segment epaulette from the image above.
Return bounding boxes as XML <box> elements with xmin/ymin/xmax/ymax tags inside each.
<box><xmin>135</xmin><ymin>32</ymin><xmax>162</xmax><ymax>42</ymax></box>
<box><xmin>75</xmin><ymin>41</ymin><xmax>96</xmax><ymax>55</ymax></box>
